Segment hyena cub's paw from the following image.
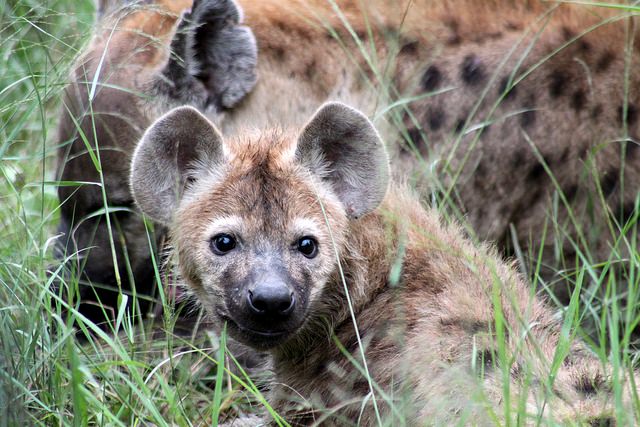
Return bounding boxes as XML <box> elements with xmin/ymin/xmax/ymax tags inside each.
<box><xmin>161</xmin><ymin>0</ymin><xmax>258</xmax><ymax>111</ymax></box>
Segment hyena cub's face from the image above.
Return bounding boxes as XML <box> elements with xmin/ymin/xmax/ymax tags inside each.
<box><xmin>131</xmin><ymin>103</ymin><xmax>389</xmax><ymax>349</ymax></box>
<box><xmin>172</xmin><ymin>141</ymin><xmax>347</xmax><ymax>349</ymax></box>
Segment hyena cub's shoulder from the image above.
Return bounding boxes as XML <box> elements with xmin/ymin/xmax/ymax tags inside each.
<box><xmin>131</xmin><ymin>103</ymin><xmax>635</xmax><ymax>425</ymax></box>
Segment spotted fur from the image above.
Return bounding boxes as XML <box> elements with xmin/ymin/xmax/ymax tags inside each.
<box><xmin>219</xmin><ymin>1</ymin><xmax>640</xmax><ymax>306</ymax></box>
<box><xmin>55</xmin><ymin>0</ymin><xmax>640</xmax><ymax>315</ymax></box>
<box><xmin>131</xmin><ymin>103</ymin><xmax>637</xmax><ymax>425</ymax></box>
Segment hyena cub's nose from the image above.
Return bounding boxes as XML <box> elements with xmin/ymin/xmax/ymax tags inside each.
<box><xmin>247</xmin><ymin>282</ymin><xmax>295</xmax><ymax>317</ymax></box>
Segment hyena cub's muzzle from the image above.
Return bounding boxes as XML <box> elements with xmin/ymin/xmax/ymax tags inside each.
<box><xmin>221</xmin><ymin>257</ymin><xmax>310</xmax><ymax>349</ymax></box>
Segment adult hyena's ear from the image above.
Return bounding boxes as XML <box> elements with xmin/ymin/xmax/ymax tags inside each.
<box><xmin>131</xmin><ymin>106</ymin><xmax>225</xmax><ymax>225</ymax></box>
<box><xmin>160</xmin><ymin>0</ymin><xmax>258</xmax><ymax>110</ymax></box>
<box><xmin>296</xmin><ymin>103</ymin><xmax>390</xmax><ymax>219</ymax></box>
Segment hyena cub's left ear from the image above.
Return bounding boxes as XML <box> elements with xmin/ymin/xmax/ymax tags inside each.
<box><xmin>130</xmin><ymin>106</ymin><xmax>225</xmax><ymax>225</ymax></box>
<box><xmin>296</xmin><ymin>102</ymin><xmax>390</xmax><ymax>219</ymax></box>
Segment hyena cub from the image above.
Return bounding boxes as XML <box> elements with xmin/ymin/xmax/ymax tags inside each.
<box><xmin>131</xmin><ymin>102</ymin><xmax>635</xmax><ymax>425</ymax></box>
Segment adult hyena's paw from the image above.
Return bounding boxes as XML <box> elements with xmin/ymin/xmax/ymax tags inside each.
<box><xmin>159</xmin><ymin>0</ymin><xmax>258</xmax><ymax>111</ymax></box>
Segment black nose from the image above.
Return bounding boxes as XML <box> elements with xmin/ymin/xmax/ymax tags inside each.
<box><xmin>247</xmin><ymin>282</ymin><xmax>295</xmax><ymax>316</ymax></box>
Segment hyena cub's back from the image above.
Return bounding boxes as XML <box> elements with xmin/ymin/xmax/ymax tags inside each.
<box><xmin>131</xmin><ymin>103</ymin><xmax>636</xmax><ymax>424</ymax></box>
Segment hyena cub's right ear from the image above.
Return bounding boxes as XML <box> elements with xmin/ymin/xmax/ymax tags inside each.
<box><xmin>296</xmin><ymin>103</ymin><xmax>390</xmax><ymax>219</ymax></box>
<box><xmin>130</xmin><ymin>106</ymin><xmax>225</xmax><ymax>225</ymax></box>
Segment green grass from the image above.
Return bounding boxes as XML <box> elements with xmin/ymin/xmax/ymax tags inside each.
<box><xmin>1</xmin><ymin>0</ymin><xmax>640</xmax><ymax>425</ymax></box>
<box><xmin>0</xmin><ymin>1</ymin><xmax>250</xmax><ymax>425</ymax></box>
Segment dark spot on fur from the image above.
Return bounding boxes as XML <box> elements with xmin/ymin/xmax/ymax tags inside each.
<box><xmin>313</xmin><ymin>361</ymin><xmax>327</xmax><ymax>376</ymax></box>
<box><xmin>498</xmin><ymin>76</ymin><xmax>517</xmax><ymax>100</ymax></box>
<box><xmin>588</xmin><ymin>417</ymin><xmax>615</xmax><ymax>427</ymax></box>
<box><xmin>400</xmin><ymin>40</ymin><xmax>419</xmax><ymax>56</ymax></box>
<box><xmin>352</xmin><ymin>380</ymin><xmax>370</xmax><ymax>395</ymax></box>
<box><xmin>619</xmin><ymin>201</ymin><xmax>637</xmax><ymax>222</ymax></box>
<box><xmin>412</xmin><ymin>125</ymin><xmax>433</xmax><ymax>146</ymax></box>
<box><xmin>398</xmin><ymin>143</ymin><xmax>411</xmax><ymax>156</ymax></box>
<box><xmin>521</xmin><ymin>95</ymin><xmax>537</xmax><ymax>127</ymax></box>
<box><xmin>624</xmin><ymin>140</ymin><xmax>640</xmax><ymax>158</ymax></box>
<box><xmin>274</xmin><ymin>20</ymin><xmax>287</xmax><ymax>32</ymax></box>
<box><xmin>272</xmin><ymin>46</ymin><xmax>286</xmax><ymax>61</ymax></box>
<box><xmin>510</xmin><ymin>362</ymin><xmax>523</xmax><ymax>380</ymax></box>
<box><xmin>599</xmin><ymin>170</ymin><xmax>617</xmax><ymax>197</ymax></box>
<box><xmin>549</xmin><ymin>71</ymin><xmax>568</xmax><ymax>98</ymax></box>
<box><xmin>596</xmin><ymin>51</ymin><xmax>615</xmax><ymax>73</ymax></box>
<box><xmin>579</xmin><ymin>40</ymin><xmax>592</xmax><ymax>52</ymax></box>
<box><xmin>407</xmin><ymin>127</ymin><xmax>423</xmax><ymax>146</ymax></box>
<box><xmin>475</xmin><ymin>162</ymin><xmax>487</xmax><ymax>180</ymax></box>
<box><xmin>618</xmin><ymin>103</ymin><xmax>638</xmax><ymax>126</ymax></box>
<box><xmin>304</xmin><ymin>60</ymin><xmax>316</xmax><ymax>80</ymax></box>
<box><xmin>505</xmin><ymin>21</ymin><xmax>521</xmax><ymax>31</ymax></box>
<box><xmin>521</xmin><ymin>109</ymin><xmax>536</xmax><ymax>127</ymax></box>
<box><xmin>455</xmin><ymin>118</ymin><xmax>466</xmax><ymax>134</ymax></box>
<box><xmin>480</xmin><ymin>124</ymin><xmax>491</xmax><ymax>140</ymax></box>
<box><xmin>421</xmin><ymin>65</ymin><xmax>442</xmax><ymax>91</ymax></box>
<box><xmin>561</xmin><ymin>26</ymin><xmax>575</xmax><ymax>41</ymax></box>
<box><xmin>562</xmin><ymin>353</ymin><xmax>576</xmax><ymax>367</ymax></box>
<box><xmin>528</xmin><ymin>162</ymin><xmax>546</xmax><ymax>182</ymax></box>
<box><xmin>446</xmin><ymin>18</ymin><xmax>461</xmax><ymax>45</ymax></box>
<box><xmin>460</xmin><ymin>54</ymin><xmax>486</xmax><ymax>86</ymax></box>
<box><xmin>427</xmin><ymin>108</ymin><xmax>446</xmax><ymax>131</ymax></box>
<box><xmin>448</xmin><ymin>34</ymin><xmax>462</xmax><ymax>45</ymax></box>
<box><xmin>576</xmin><ymin>374</ymin><xmax>606</xmax><ymax>396</ymax></box>
<box><xmin>499</xmin><ymin>204</ymin><xmax>512</xmax><ymax>220</ymax></box>
<box><xmin>571</xmin><ymin>89</ymin><xmax>586</xmax><ymax>112</ymax></box>
<box><xmin>440</xmin><ymin>318</ymin><xmax>490</xmax><ymax>335</ymax></box>
<box><xmin>563</xmin><ymin>184</ymin><xmax>578</xmax><ymax>201</ymax></box>
<box><xmin>591</xmin><ymin>104</ymin><xmax>603</xmax><ymax>119</ymax></box>
<box><xmin>513</xmin><ymin>150</ymin><xmax>527</xmax><ymax>168</ymax></box>
<box><xmin>440</xmin><ymin>317</ymin><xmax>493</xmax><ymax>335</ymax></box>
<box><xmin>344</xmin><ymin>335</ymin><xmax>360</xmax><ymax>354</ymax></box>
<box><xmin>553</xmin><ymin>386</ymin><xmax>569</xmax><ymax>402</ymax></box>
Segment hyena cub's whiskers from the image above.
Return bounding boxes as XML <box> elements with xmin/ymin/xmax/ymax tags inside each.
<box><xmin>131</xmin><ymin>102</ymin><xmax>637</xmax><ymax>425</ymax></box>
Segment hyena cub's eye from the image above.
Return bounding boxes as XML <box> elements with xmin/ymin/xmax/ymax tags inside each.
<box><xmin>297</xmin><ymin>237</ymin><xmax>318</xmax><ymax>259</ymax></box>
<box><xmin>210</xmin><ymin>233</ymin><xmax>237</xmax><ymax>255</ymax></box>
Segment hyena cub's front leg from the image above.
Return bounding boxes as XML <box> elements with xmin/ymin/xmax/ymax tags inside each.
<box><xmin>54</xmin><ymin>0</ymin><xmax>257</xmax><ymax>325</ymax></box>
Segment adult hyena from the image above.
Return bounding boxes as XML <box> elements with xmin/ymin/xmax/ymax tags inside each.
<box><xmin>54</xmin><ymin>0</ymin><xmax>257</xmax><ymax>320</ymax></box>
<box><xmin>129</xmin><ymin>102</ymin><xmax>637</xmax><ymax>425</ymax></box>
<box><xmin>55</xmin><ymin>0</ymin><xmax>639</xmax><ymax>316</ymax></box>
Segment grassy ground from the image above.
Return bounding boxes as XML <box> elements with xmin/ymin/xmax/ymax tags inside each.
<box><xmin>0</xmin><ymin>1</ymin><xmax>232</xmax><ymax>425</ymax></box>
<box><xmin>1</xmin><ymin>0</ymin><xmax>640</xmax><ymax>425</ymax></box>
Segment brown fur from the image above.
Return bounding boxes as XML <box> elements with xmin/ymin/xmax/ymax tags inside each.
<box><xmin>55</xmin><ymin>0</ymin><xmax>640</xmax><ymax>311</ymax></box>
<box><xmin>53</xmin><ymin>2</ymin><xmax>640</xmax><ymax>421</ymax></box>
<box><xmin>222</xmin><ymin>1</ymin><xmax>640</xmax><ymax>303</ymax></box>
<box><xmin>130</xmin><ymin>104</ymin><xmax>637</xmax><ymax>425</ymax></box>
<box><xmin>54</xmin><ymin>0</ymin><xmax>256</xmax><ymax>318</ymax></box>
<box><xmin>53</xmin><ymin>2</ymin><xmax>185</xmax><ymax>319</ymax></box>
